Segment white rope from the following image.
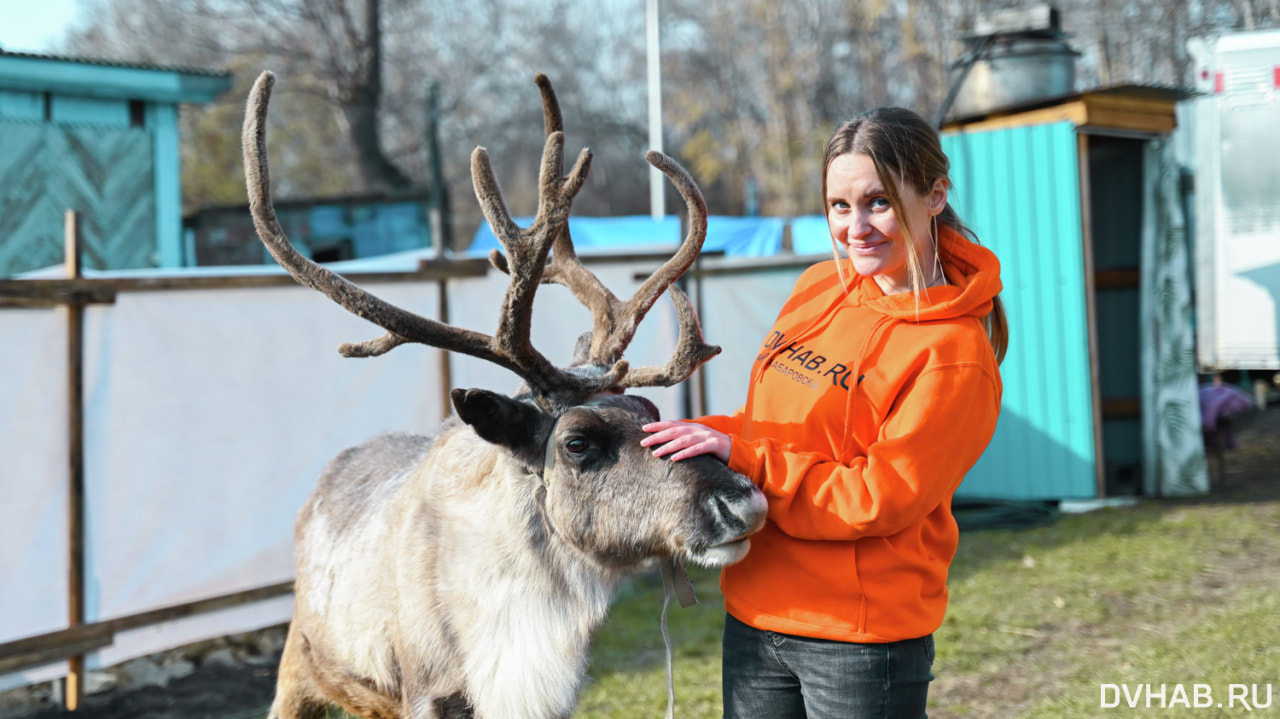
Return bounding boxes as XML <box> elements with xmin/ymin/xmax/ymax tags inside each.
<box><xmin>661</xmin><ymin>578</ymin><xmax>676</xmax><ymax>719</ymax></box>
<box><xmin>659</xmin><ymin>558</ymin><xmax>698</xmax><ymax>719</ymax></box>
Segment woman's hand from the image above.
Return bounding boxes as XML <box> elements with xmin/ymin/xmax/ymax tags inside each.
<box><xmin>641</xmin><ymin>420</ymin><xmax>731</xmax><ymax>463</ymax></box>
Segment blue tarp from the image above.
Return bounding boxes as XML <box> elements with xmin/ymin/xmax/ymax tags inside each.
<box><xmin>469</xmin><ymin>216</ymin><xmax>682</xmax><ymax>255</ymax></box>
<box><xmin>469</xmin><ymin>215</ymin><xmax>805</xmax><ymax>258</ymax></box>
<box><xmin>702</xmin><ymin>216</ymin><xmax>785</xmax><ymax>256</ymax></box>
<box><xmin>789</xmin><ymin>215</ymin><xmax>834</xmax><ymax>256</ymax></box>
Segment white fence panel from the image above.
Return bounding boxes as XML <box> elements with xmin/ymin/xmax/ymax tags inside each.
<box><xmin>0</xmin><ymin>307</ymin><xmax>70</xmax><ymax>689</ymax></box>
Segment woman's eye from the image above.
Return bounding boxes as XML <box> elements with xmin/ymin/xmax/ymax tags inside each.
<box><xmin>565</xmin><ymin>438</ymin><xmax>588</xmax><ymax>454</ymax></box>
<box><xmin>870</xmin><ymin>197</ymin><xmax>890</xmax><ymax>210</ymax></box>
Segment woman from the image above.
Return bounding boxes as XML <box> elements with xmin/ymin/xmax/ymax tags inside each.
<box><xmin>642</xmin><ymin>106</ymin><xmax>1008</xmax><ymax>718</ymax></box>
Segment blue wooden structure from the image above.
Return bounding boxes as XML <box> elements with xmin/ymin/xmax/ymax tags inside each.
<box><xmin>941</xmin><ymin>86</ymin><xmax>1188</xmax><ymax>501</ymax></box>
<box><xmin>184</xmin><ymin>192</ymin><xmax>435</xmax><ymax>266</ymax></box>
<box><xmin>0</xmin><ymin>50</ymin><xmax>232</xmax><ymax>275</ymax></box>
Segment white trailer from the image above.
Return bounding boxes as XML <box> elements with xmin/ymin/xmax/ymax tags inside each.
<box><xmin>1186</xmin><ymin>28</ymin><xmax>1280</xmax><ymax>371</ymax></box>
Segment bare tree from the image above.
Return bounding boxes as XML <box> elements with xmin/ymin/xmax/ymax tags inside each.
<box><xmin>58</xmin><ymin>0</ymin><xmax>1280</xmax><ymax>245</ymax></box>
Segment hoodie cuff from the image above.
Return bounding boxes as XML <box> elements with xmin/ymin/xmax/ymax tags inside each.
<box><xmin>727</xmin><ymin>435</ymin><xmax>764</xmax><ymax>486</ymax></box>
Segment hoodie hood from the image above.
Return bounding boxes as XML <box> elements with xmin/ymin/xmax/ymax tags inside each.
<box><xmin>855</xmin><ymin>225</ymin><xmax>1002</xmax><ymax>322</ymax></box>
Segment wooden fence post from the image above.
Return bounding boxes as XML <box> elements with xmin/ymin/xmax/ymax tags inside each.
<box><xmin>64</xmin><ymin>210</ymin><xmax>86</xmax><ymax>710</ymax></box>
<box><xmin>429</xmin><ymin>207</ymin><xmax>453</xmax><ymax>422</ymax></box>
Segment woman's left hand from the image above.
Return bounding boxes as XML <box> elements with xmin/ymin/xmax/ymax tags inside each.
<box><xmin>641</xmin><ymin>420</ymin><xmax>731</xmax><ymax>463</ymax></box>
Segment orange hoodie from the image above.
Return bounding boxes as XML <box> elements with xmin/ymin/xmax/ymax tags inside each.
<box><xmin>694</xmin><ymin>226</ymin><xmax>1003</xmax><ymax>643</ymax></box>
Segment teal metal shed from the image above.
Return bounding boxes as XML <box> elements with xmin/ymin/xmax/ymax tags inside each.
<box><xmin>0</xmin><ymin>50</ymin><xmax>232</xmax><ymax>276</ymax></box>
<box><xmin>941</xmin><ymin>86</ymin><xmax>1203</xmax><ymax>501</ymax></box>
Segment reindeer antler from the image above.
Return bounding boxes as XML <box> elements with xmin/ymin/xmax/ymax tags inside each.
<box><xmin>242</xmin><ymin>71</ymin><xmax>625</xmax><ymax>410</ymax></box>
<box><xmin>245</xmin><ymin>71</ymin><xmax>717</xmax><ymax>409</ymax></box>
<box><xmin>489</xmin><ymin>75</ymin><xmax>721</xmax><ymax>389</ymax></box>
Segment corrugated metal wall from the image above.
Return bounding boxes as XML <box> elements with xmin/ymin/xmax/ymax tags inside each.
<box><xmin>943</xmin><ymin>122</ymin><xmax>1098</xmax><ymax>500</ymax></box>
<box><xmin>0</xmin><ymin>121</ymin><xmax>155</xmax><ymax>276</ymax></box>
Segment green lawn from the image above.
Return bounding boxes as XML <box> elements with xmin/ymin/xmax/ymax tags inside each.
<box><xmin>576</xmin><ymin>494</ymin><xmax>1280</xmax><ymax>718</ymax></box>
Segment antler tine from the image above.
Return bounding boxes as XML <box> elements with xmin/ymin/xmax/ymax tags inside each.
<box><xmin>617</xmin><ymin>285</ymin><xmax>721</xmax><ymax>388</ymax></box>
<box><xmin>469</xmin><ymin>107</ymin><xmax>626</xmax><ymax>401</ymax></box>
<box><xmin>487</xmin><ymin>75</ymin><xmax>627</xmax><ymax>366</ymax></box>
<box><xmin>534</xmin><ymin>73</ymin><xmax>564</xmax><ymax>136</ymax></box>
<box><xmin>487</xmin><ymin>72</ymin><xmax>565</xmax><ymax>278</ymax></box>
<box><xmin>244</xmin><ymin>71</ymin><xmax>615</xmax><ymax>405</ymax></box>
<box><xmin>533</xmin><ymin>146</ymin><xmax>718</xmax><ymax>387</ymax></box>
<box><xmin>616</xmin><ymin>151</ymin><xmax>710</xmax><ymax>335</ymax></box>
<box><xmin>580</xmin><ymin>150</ymin><xmax>711</xmax><ymax>365</ymax></box>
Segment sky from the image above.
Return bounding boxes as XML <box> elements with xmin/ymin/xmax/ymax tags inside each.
<box><xmin>0</xmin><ymin>0</ymin><xmax>83</xmax><ymax>54</ymax></box>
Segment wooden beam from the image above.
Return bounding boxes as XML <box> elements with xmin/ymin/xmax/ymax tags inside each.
<box><xmin>0</xmin><ymin>627</ymin><xmax>114</xmax><ymax>676</ymax></box>
<box><xmin>1102</xmin><ymin>397</ymin><xmax>1143</xmax><ymax>417</ymax></box>
<box><xmin>429</xmin><ymin>209</ymin><xmax>454</xmax><ymax>423</ymax></box>
<box><xmin>944</xmin><ymin>100</ymin><xmax>1091</xmax><ymax>134</ymax></box>
<box><xmin>1077</xmin><ymin>135</ymin><xmax>1108</xmax><ymax>500</ymax></box>
<box><xmin>943</xmin><ymin>89</ymin><xmax>1181</xmax><ymax>137</ymax></box>
<box><xmin>0</xmin><ymin>257</ymin><xmax>493</xmax><ymax>306</ymax></box>
<box><xmin>1095</xmin><ymin>268</ymin><xmax>1141</xmax><ymax>289</ymax></box>
<box><xmin>64</xmin><ymin>211</ymin><xmax>86</xmax><ymax>711</ymax></box>
<box><xmin>1080</xmin><ymin>106</ymin><xmax>1177</xmax><ymax>136</ymax></box>
<box><xmin>0</xmin><ymin>581</ymin><xmax>295</xmax><ymax>676</ymax></box>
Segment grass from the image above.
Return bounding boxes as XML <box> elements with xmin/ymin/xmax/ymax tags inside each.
<box><xmin>574</xmin><ymin>496</ymin><xmax>1280</xmax><ymax>718</ymax></box>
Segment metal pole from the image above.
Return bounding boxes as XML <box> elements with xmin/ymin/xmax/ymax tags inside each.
<box><xmin>646</xmin><ymin>0</ymin><xmax>665</xmax><ymax>220</ymax></box>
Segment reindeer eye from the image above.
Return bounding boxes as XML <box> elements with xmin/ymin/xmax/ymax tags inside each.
<box><xmin>565</xmin><ymin>438</ymin><xmax>588</xmax><ymax>454</ymax></box>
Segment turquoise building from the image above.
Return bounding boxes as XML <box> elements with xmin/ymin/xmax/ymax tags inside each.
<box><xmin>940</xmin><ymin>86</ymin><xmax>1203</xmax><ymax>500</ymax></box>
<box><xmin>0</xmin><ymin>49</ymin><xmax>232</xmax><ymax>276</ymax></box>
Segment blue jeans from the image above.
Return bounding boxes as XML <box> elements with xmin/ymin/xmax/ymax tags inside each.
<box><xmin>721</xmin><ymin>613</ymin><xmax>935</xmax><ymax>719</ymax></box>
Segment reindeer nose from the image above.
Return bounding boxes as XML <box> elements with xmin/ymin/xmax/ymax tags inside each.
<box><xmin>708</xmin><ymin>484</ymin><xmax>768</xmax><ymax>539</ymax></box>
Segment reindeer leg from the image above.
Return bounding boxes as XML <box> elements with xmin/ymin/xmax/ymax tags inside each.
<box><xmin>268</xmin><ymin>625</ymin><xmax>328</xmax><ymax>719</ymax></box>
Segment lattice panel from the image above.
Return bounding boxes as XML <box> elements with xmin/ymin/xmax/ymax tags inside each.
<box><xmin>0</xmin><ymin>121</ymin><xmax>155</xmax><ymax>277</ymax></box>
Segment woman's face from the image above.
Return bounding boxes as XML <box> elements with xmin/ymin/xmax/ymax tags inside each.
<box><xmin>825</xmin><ymin>152</ymin><xmax>947</xmax><ymax>296</ymax></box>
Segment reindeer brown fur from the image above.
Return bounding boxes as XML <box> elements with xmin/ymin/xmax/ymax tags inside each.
<box><xmin>242</xmin><ymin>71</ymin><xmax>767</xmax><ymax>719</ymax></box>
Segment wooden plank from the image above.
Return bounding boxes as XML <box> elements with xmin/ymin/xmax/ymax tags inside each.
<box><xmin>0</xmin><ymin>631</ymin><xmax>114</xmax><ymax>675</ymax></box>
<box><xmin>0</xmin><ymin>624</ymin><xmax>114</xmax><ymax>661</ymax></box>
<box><xmin>944</xmin><ymin>101</ymin><xmax>1090</xmax><ymax>134</ymax></box>
<box><xmin>1080</xmin><ymin>106</ymin><xmax>1177</xmax><ymax>136</ymax></box>
<box><xmin>64</xmin><ymin>211</ymin><xmax>86</xmax><ymax>711</ymax></box>
<box><xmin>0</xmin><ymin>257</ymin><xmax>494</xmax><ymax>305</ymax></box>
<box><xmin>944</xmin><ymin>92</ymin><xmax>1179</xmax><ymax>137</ymax></box>
<box><xmin>0</xmin><ymin>284</ymin><xmax>118</xmax><ymax>306</ymax></box>
<box><xmin>0</xmin><ymin>581</ymin><xmax>294</xmax><ymax>676</ymax></box>
<box><xmin>1095</xmin><ymin>268</ymin><xmax>1141</xmax><ymax>289</ymax></box>
<box><xmin>1078</xmin><ymin>134</ymin><xmax>1108</xmax><ymax>500</ymax></box>
<box><xmin>0</xmin><ymin>252</ymin><xmax>705</xmax><ymax>304</ymax></box>
<box><xmin>1081</xmin><ymin>91</ymin><xmax>1181</xmax><ymax>116</ymax></box>
<box><xmin>1102</xmin><ymin>397</ymin><xmax>1143</xmax><ymax>417</ymax></box>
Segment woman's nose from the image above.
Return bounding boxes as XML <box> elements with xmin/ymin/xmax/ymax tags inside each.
<box><xmin>849</xmin><ymin>211</ymin><xmax>873</xmax><ymax>239</ymax></box>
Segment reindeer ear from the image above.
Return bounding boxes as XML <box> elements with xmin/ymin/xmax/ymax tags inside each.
<box><xmin>451</xmin><ymin>388</ymin><xmax>553</xmax><ymax>458</ymax></box>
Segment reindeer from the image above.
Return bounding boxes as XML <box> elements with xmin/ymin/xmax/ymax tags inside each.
<box><xmin>242</xmin><ymin>71</ymin><xmax>767</xmax><ymax>719</ymax></box>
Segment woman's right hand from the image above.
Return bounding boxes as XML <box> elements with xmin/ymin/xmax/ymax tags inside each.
<box><xmin>640</xmin><ymin>420</ymin><xmax>731</xmax><ymax>463</ymax></box>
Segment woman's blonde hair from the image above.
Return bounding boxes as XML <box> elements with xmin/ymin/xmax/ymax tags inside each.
<box><xmin>822</xmin><ymin>107</ymin><xmax>1008</xmax><ymax>364</ymax></box>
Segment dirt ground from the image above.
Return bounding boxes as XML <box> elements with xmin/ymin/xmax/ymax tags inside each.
<box><xmin>17</xmin><ymin>631</ymin><xmax>284</xmax><ymax>719</ymax></box>
<box><xmin>12</xmin><ymin>406</ymin><xmax>1280</xmax><ymax>719</ymax></box>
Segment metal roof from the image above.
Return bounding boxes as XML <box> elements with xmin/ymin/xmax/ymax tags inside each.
<box><xmin>0</xmin><ymin>48</ymin><xmax>233</xmax><ymax>104</ymax></box>
<box><xmin>0</xmin><ymin>47</ymin><xmax>229</xmax><ymax>78</ymax></box>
